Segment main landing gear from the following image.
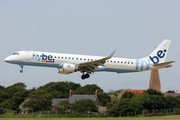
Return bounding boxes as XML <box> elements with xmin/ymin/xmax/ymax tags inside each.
<box><xmin>81</xmin><ymin>68</ymin><xmax>91</xmax><ymax>80</ymax></box>
<box><xmin>19</xmin><ymin>65</ymin><xmax>23</xmax><ymax>73</ymax></box>
<box><xmin>81</xmin><ymin>73</ymin><xmax>90</xmax><ymax>80</ymax></box>
<box><xmin>81</xmin><ymin>69</ymin><xmax>90</xmax><ymax>80</ymax></box>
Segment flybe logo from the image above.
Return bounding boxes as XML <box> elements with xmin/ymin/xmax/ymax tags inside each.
<box><xmin>149</xmin><ymin>49</ymin><xmax>167</xmax><ymax>64</ymax></box>
<box><xmin>136</xmin><ymin>60</ymin><xmax>150</xmax><ymax>71</ymax></box>
<box><xmin>32</xmin><ymin>53</ymin><xmax>54</xmax><ymax>63</ymax></box>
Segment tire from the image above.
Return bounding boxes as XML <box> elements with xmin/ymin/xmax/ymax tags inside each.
<box><xmin>85</xmin><ymin>74</ymin><xmax>90</xmax><ymax>78</ymax></box>
<box><xmin>81</xmin><ymin>75</ymin><xmax>86</xmax><ymax>80</ymax></box>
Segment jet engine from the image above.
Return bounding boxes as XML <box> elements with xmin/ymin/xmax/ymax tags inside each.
<box><xmin>58</xmin><ymin>63</ymin><xmax>78</xmax><ymax>74</ymax></box>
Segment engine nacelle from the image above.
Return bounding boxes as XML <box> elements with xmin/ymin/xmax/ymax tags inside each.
<box><xmin>58</xmin><ymin>63</ymin><xmax>77</xmax><ymax>74</ymax></box>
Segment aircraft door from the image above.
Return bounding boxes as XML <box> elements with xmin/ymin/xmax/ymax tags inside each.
<box><xmin>25</xmin><ymin>51</ymin><xmax>30</xmax><ymax>60</ymax></box>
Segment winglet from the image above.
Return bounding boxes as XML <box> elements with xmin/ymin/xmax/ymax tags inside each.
<box><xmin>107</xmin><ymin>50</ymin><xmax>116</xmax><ymax>59</ymax></box>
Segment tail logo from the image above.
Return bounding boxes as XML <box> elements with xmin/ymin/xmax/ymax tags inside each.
<box><xmin>149</xmin><ymin>49</ymin><xmax>167</xmax><ymax>64</ymax></box>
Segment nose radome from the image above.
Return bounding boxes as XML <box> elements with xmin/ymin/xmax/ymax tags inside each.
<box><xmin>4</xmin><ymin>56</ymin><xmax>11</xmax><ymax>62</ymax></box>
<box><xmin>4</xmin><ymin>57</ymin><xmax>8</xmax><ymax>62</ymax></box>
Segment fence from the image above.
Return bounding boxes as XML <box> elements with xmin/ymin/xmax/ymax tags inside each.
<box><xmin>0</xmin><ymin>108</ymin><xmax>180</xmax><ymax>118</ymax></box>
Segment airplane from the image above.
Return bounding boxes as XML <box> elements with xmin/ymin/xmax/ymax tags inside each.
<box><xmin>4</xmin><ymin>39</ymin><xmax>175</xmax><ymax>79</ymax></box>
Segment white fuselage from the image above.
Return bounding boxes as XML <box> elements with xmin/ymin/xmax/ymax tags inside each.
<box><xmin>4</xmin><ymin>40</ymin><xmax>173</xmax><ymax>79</ymax></box>
<box><xmin>4</xmin><ymin>50</ymin><xmax>162</xmax><ymax>73</ymax></box>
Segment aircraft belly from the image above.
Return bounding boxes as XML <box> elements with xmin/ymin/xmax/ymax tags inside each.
<box><xmin>96</xmin><ymin>64</ymin><xmax>138</xmax><ymax>73</ymax></box>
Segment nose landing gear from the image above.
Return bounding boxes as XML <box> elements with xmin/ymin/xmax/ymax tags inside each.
<box><xmin>19</xmin><ymin>65</ymin><xmax>24</xmax><ymax>73</ymax></box>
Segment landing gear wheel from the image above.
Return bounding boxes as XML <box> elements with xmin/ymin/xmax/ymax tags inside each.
<box><xmin>19</xmin><ymin>65</ymin><xmax>24</xmax><ymax>73</ymax></box>
<box><xmin>81</xmin><ymin>74</ymin><xmax>90</xmax><ymax>80</ymax></box>
<box><xmin>85</xmin><ymin>74</ymin><xmax>90</xmax><ymax>78</ymax></box>
<box><xmin>81</xmin><ymin>75</ymin><xmax>86</xmax><ymax>80</ymax></box>
<box><xmin>20</xmin><ymin>70</ymin><xmax>23</xmax><ymax>73</ymax></box>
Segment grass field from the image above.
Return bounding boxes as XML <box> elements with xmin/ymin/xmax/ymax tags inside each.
<box><xmin>1</xmin><ymin>116</ymin><xmax>180</xmax><ymax>120</ymax></box>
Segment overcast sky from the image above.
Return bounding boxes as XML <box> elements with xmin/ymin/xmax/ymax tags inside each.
<box><xmin>0</xmin><ymin>0</ymin><xmax>179</xmax><ymax>93</ymax></box>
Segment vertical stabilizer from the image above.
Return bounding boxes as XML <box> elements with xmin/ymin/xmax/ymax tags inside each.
<box><xmin>148</xmin><ymin>39</ymin><xmax>171</xmax><ymax>64</ymax></box>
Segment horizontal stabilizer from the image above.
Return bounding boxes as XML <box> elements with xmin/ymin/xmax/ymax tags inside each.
<box><xmin>153</xmin><ymin>61</ymin><xmax>175</xmax><ymax>66</ymax></box>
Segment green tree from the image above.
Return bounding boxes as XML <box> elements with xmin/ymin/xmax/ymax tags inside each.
<box><xmin>165</xmin><ymin>90</ymin><xmax>175</xmax><ymax>93</ymax></box>
<box><xmin>118</xmin><ymin>98</ymin><xmax>134</xmax><ymax>113</ymax></box>
<box><xmin>98</xmin><ymin>93</ymin><xmax>111</xmax><ymax>106</ymax></box>
<box><xmin>11</xmin><ymin>90</ymin><xmax>29</xmax><ymax>109</ymax></box>
<box><xmin>69</xmin><ymin>82</ymin><xmax>81</xmax><ymax>90</ymax></box>
<box><xmin>0</xmin><ymin>100</ymin><xmax>12</xmax><ymax>110</ymax></box>
<box><xmin>0</xmin><ymin>91</ymin><xmax>8</xmax><ymax>103</ymax></box>
<box><xmin>176</xmin><ymin>95</ymin><xmax>180</xmax><ymax>100</ymax></box>
<box><xmin>37</xmin><ymin>81</ymin><xmax>80</xmax><ymax>98</ymax></box>
<box><xmin>23</xmin><ymin>90</ymin><xmax>53</xmax><ymax>111</ymax></box>
<box><xmin>130</xmin><ymin>95</ymin><xmax>143</xmax><ymax>112</ymax></box>
<box><xmin>140</xmin><ymin>89</ymin><xmax>166</xmax><ymax>110</ymax></box>
<box><xmin>139</xmin><ymin>92</ymin><xmax>151</xmax><ymax>110</ymax></box>
<box><xmin>72</xmin><ymin>84</ymin><xmax>103</xmax><ymax>95</ymax></box>
<box><xmin>165</xmin><ymin>96</ymin><xmax>180</xmax><ymax>108</ymax></box>
<box><xmin>108</xmin><ymin>98</ymin><xmax>133</xmax><ymax>114</ymax></box>
<box><xmin>107</xmin><ymin>89</ymin><xmax>123</xmax><ymax>98</ymax></box>
<box><xmin>3</xmin><ymin>82</ymin><xmax>27</xmax><ymax>98</ymax></box>
<box><xmin>106</xmin><ymin>102</ymin><xmax>114</xmax><ymax>110</ymax></box>
<box><xmin>0</xmin><ymin>82</ymin><xmax>29</xmax><ymax>110</ymax></box>
<box><xmin>145</xmin><ymin>88</ymin><xmax>164</xmax><ymax>96</ymax></box>
<box><xmin>113</xmin><ymin>89</ymin><xmax>123</xmax><ymax>97</ymax></box>
<box><xmin>71</xmin><ymin>99</ymin><xmax>98</xmax><ymax>113</ymax></box>
<box><xmin>0</xmin><ymin>91</ymin><xmax>8</xmax><ymax>112</ymax></box>
<box><xmin>121</xmin><ymin>92</ymin><xmax>135</xmax><ymax>99</ymax></box>
<box><xmin>0</xmin><ymin>85</ymin><xmax>5</xmax><ymax>89</ymax></box>
<box><xmin>56</xmin><ymin>100</ymin><xmax>71</xmax><ymax>112</ymax></box>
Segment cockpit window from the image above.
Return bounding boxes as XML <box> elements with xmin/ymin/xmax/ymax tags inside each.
<box><xmin>12</xmin><ymin>53</ymin><xmax>19</xmax><ymax>55</ymax></box>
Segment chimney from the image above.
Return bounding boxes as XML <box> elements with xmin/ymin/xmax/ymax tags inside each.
<box><xmin>176</xmin><ymin>90</ymin><xmax>178</xmax><ymax>93</ymax></box>
<box><xmin>69</xmin><ymin>90</ymin><xmax>72</xmax><ymax>97</ymax></box>
<box><xmin>95</xmin><ymin>90</ymin><xmax>98</xmax><ymax>98</ymax></box>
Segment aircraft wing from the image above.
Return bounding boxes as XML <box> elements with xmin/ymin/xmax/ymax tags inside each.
<box><xmin>77</xmin><ymin>51</ymin><xmax>116</xmax><ymax>73</ymax></box>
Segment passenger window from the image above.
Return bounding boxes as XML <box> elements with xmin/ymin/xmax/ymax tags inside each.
<box><xmin>121</xmin><ymin>61</ymin><xmax>123</xmax><ymax>63</ymax></box>
<box><xmin>84</xmin><ymin>59</ymin><xmax>86</xmax><ymax>60</ymax></box>
<box><xmin>65</xmin><ymin>57</ymin><xmax>67</xmax><ymax>59</ymax></box>
<box><xmin>76</xmin><ymin>58</ymin><xmax>78</xmax><ymax>60</ymax></box>
<box><xmin>80</xmin><ymin>58</ymin><xmax>82</xmax><ymax>60</ymax></box>
<box><xmin>58</xmin><ymin>56</ymin><xmax>60</xmax><ymax>58</ymax></box>
<box><xmin>72</xmin><ymin>58</ymin><xmax>74</xmax><ymax>59</ymax></box>
<box><xmin>62</xmin><ymin>57</ymin><xmax>63</xmax><ymax>59</ymax></box>
<box><xmin>124</xmin><ymin>62</ymin><xmax>126</xmax><ymax>64</ymax></box>
<box><xmin>114</xmin><ymin>61</ymin><xmax>116</xmax><ymax>63</ymax></box>
<box><xmin>54</xmin><ymin>56</ymin><xmax>56</xmax><ymax>58</ymax></box>
<box><xmin>117</xmin><ymin>61</ymin><xmax>119</xmax><ymax>63</ymax></box>
<box><xmin>69</xmin><ymin>57</ymin><xmax>70</xmax><ymax>59</ymax></box>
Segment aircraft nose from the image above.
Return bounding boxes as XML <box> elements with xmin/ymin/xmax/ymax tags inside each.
<box><xmin>4</xmin><ymin>56</ymin><xmax>11</xmax><ymax>62</ymax></box>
